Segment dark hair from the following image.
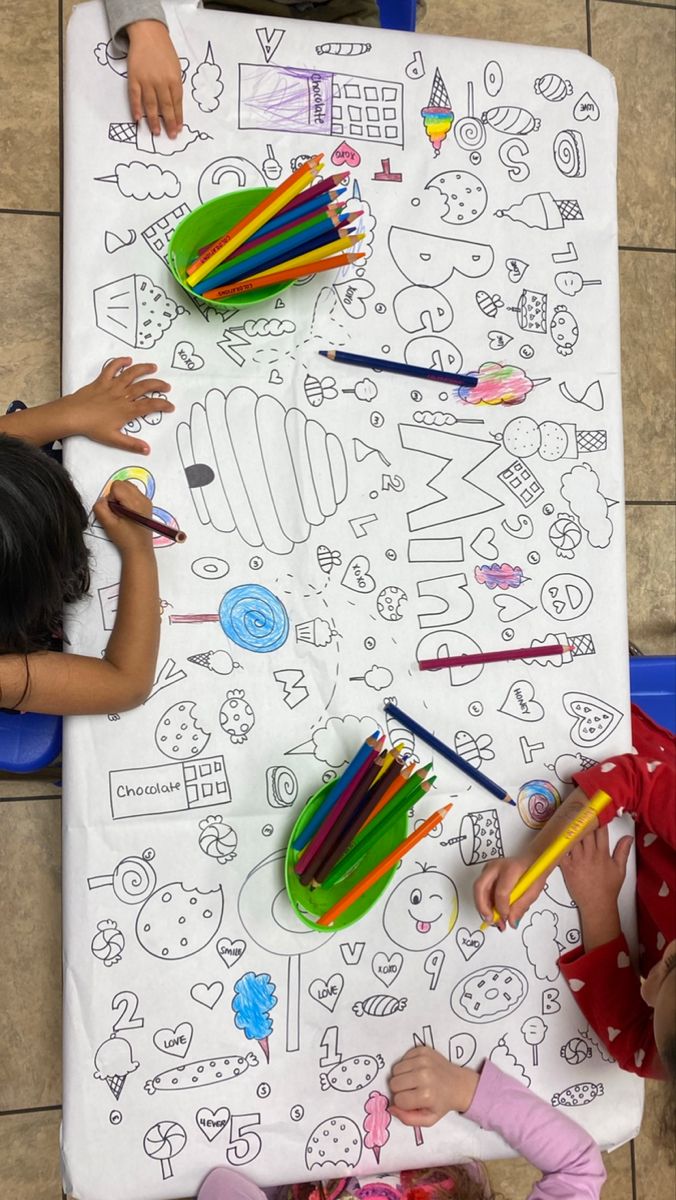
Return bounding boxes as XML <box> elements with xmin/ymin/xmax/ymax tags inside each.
<box><xmin>402</xmin><ymin>1164</ymin><xmax>499</xmax><ymax>1199</ymax></box>
<box><xmin>0</xmin><ymin>433</ymin><xmax>91</xmax><ymax>654</ymax></box>
<box><xmin>660</xmin><ymin>1036</ymin><xmax>676</xmax><ymax>1159</ymax></box>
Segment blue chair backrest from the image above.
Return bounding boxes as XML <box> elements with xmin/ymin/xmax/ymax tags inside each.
<box><xmin>629</xmin><ymin>656</ymin><xmax>676</xmax><ymax>735</ymax></box>
<box><xmin>378</xmin><ymin>0</ymin><xmax>416</xmax><ymax>31</ymax></box>
<box><xmin>0</xmin><ymin>710</ymin><xmax>63</xmax><ymax>773</ymax></box>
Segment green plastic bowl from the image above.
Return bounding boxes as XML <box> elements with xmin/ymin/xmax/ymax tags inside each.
<box><xmin>167</xmin><ymin>187</ymin><xmax>295</xmax><ymax>309</ymax></box>
<box><xmin>285</xmin><ymin>781</ymin><xmax>409</xmax><ymax>930</ymax></box>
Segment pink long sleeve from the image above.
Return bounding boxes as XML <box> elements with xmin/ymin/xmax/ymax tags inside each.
<box><xmin>464</xmin><ymin>1061</ymin><xmax>606</xmax><ymax>1199</ymax></box>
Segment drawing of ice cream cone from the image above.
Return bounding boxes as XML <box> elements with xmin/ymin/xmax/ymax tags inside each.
<box><xmin>105</xmin><ymin>1072</ymin><xmax>126</xmax><ymax>1100</ymax></box>
<box><xmin>496</xmin><ymin>191</ymin><xmax>583</xmax><ymax>230</ymax></box>
<box><xmin>188</xmin><ymin>649</ymin><xmax>240</xmax><ymax>675</ymax></box>
<box><xmin>94</xmin><ymin>1036</ymin><xmax>139</xmax><ymax>1097</ymax></box>
<box><xmin>108</xmin><ymin>117</ymin><xmax>209</xmax><ymax>156</ymax></box>
<box><xmin>421</xmin><ymin>69</ymin><xmax>454</xmax><ymax>156</ymax></box>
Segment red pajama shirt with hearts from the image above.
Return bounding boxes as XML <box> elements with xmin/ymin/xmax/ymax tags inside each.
<box><xmin>558</xmin><ymin>705</ymin><xmax>676</xmax><ymax>1078</ymax></box>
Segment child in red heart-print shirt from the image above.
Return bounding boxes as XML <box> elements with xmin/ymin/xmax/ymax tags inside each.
<box><xmin>475</xmin><ymin>705</ymin><xmax>676</xmax><ymax>1099</ymax></box>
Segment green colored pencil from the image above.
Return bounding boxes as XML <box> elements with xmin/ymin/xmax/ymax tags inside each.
<box><xmin>322</xmin><ymin>776</ymin><xmax>435</xmax><ymax>888</ymax></box>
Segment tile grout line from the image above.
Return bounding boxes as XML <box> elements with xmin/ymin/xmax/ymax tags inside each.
<box><xmin>0</xmin><ymin>1104</ymin><xmax>62</xmax><ymax>1117</ymax></box>
<box><xmin>619</xmin><ymin>245</ymin><xmax>676</xmax><ymax>254</ymax></box>
<box><xmin>0</xmin><ymin>208</ymin><xmax>60</xmax><ymax>218</ymax></box>
<box><xmin>599</xmin><ymin>0</ymin><xmax>676</xmax><ymax>9</ymax></box>
<box><xmin>59</xmin><ymin>0</ymin><xmax>64</xmax><ymax>394</ymax></box>
<box><xmin>626</xmin><ymin>500</ymin><xmax>676</xmax><ymax>506</ymax></box>
<box><xmin>0</xmin><ymin>794</ymin><xmax>61</xmax><ymax>804</ymax></box>
<box><xmin>630</xmin><ymin>1139</ymin><xmax>638</xmax><ymax>1200</ymax></box>
<box><xmin>586</xmin><ymin>0</ymin><xmax>593</xmax><ymax>54</ymax></box>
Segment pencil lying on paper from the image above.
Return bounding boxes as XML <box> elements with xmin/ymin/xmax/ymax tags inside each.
<box><xmin>107</xmin><ymin>498</ymin><xmax>187</xmax><ymax>544</ymax></box>
<box><xmin>383</xmin><ymin>702</ymin><xmax>514</xmax><ymax>805</ymax></box>
<box><xmin>480</xmin><ymin>789</ymin><xmax>613</xmax><ymax>930</ymax></box>
<box><xmin>187</xmin><ymin>154</ymin><xmax>323</xmax><ymax>284</ymax></box>
<box><xmin>319</xmin><ymin>348</ymin><xmax>478</xmax><ymax>389</ymax></box>
<box><xmin>315</xmin><ymin>803</ymin><xmax>453</xmax><ymax>927</ymax></box>
<box><xmin>419</xmin><ymin>643</ymin><xmax>572</xmax><ymax>670</ymax></box>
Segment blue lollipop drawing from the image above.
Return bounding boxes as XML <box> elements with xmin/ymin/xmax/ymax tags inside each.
<box><xmin>170</xmin><ymin>583</ymin><xmax>289</xmax><ymax>653</ymax></box>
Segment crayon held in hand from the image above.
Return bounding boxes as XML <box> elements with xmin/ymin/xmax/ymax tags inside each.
<box><xmin>107</xmin><ymin>498</ymin><xmax>187</xmax><ymax>544</ymax></box>
<box><xmin>419</xmin><ymin>643</ymin><xmax>572</xmax><ymax>670</ymax></box>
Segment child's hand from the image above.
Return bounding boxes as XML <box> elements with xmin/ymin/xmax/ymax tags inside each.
<box><xmin>126</xmin><ymin>20</ymin><xmax>183</xmax><ymax>138</ymax></box>
<box><xmin>94</xmin><ymin>480</ymin><xmax>154</xmax><ymax>554</ymax></box>
<box><xmin>474</xmin><ymin>854</ymin><xmax>545</xmax><ymax>929</ymax></box>
<box><xmin>560</xmin><ymin>825</ymin><xmax>633</xmax><ymax>909</ymax></box>
<box><xmin>389</xmin><ymin>1046</ymin><xmax>479</xmax><ymax>1127</ymax></box>
<box><xmin>59</xmin><ymin>358</ymin><xmax>173</xmax><ymax>453</ymax></box>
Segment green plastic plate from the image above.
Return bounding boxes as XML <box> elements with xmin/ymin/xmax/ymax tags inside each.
<box><xmin>167</xmin><ymin>187</ymin><xmax>294</xmax><ymax>309</ymax></box>
<box><xmin>285</xmin><ymin>780</ymin><xmax>409</xmax><ymax>930</ymax></box>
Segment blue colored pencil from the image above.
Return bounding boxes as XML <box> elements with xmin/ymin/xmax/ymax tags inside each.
<box><xmin>194</xmin><ymin>221</ymin><xmax>352</xmax><ymax>294</ymax></box>
<box><xmin>383</xmin><ymin>702</ymin><xmax>514</xmax><ymax>805</ymax></box>
<box><xmin>292</xmin><ymin>732</ymin><xmax>382</xmax><ymax>852</ymax></box>
<box><xmin>257</xmin><ymin>187</ymin><xmax>346</xmax><ymax>236</ymax></box>
<box><xmin>320</xmin><ymin>349</ymin><xmax>479</xmax><ymax>390</ymax></box>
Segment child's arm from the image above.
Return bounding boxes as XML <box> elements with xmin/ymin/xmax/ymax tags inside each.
<box><xmin>390</xmin><ymin>1047</ymin><xmax>606</xmax><ymax>1199</ymax></box>
<box><xmin>0</xmin><ymin>359</ymin><xmax>173</xmax><ymax>455</ymax></box>
<box><xmin>0</xmin><ymin>482</ymin><xmax>161</xmax><ymax>715</ymax></box>
<box><xmin>557</xmin><ymin>825</ymin><xmax>662</xmax><ymax>1077</ymax></box>
<box><xmin>103</xmin><ymin>2</ymin><xmax>183</xmax><ymax>137</ymax></box>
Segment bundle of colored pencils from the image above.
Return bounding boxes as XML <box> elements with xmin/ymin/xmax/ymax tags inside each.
<box><xmin>184</xmin><ymin>154</ymin><xmax>365</xmax><ymax>301</ymax></box>
<box><xmin>291</xmin><ymin>731</ymin><xmax>449</xmax><ymax>927</ymax></box>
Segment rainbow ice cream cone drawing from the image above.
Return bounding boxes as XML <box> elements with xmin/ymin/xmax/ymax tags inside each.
<box><xmin>421</xmin><ymin>69</ymin><xmax>454</xmax><ymax>156</ymax></box>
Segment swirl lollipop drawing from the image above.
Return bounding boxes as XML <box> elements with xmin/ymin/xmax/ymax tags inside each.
<box><xmin>232</xmin><ymin>971</ymin><xmax>278</xmax><ymax>1063</ymax></box>
<box><xmin>87</xmin><ymin>849</ymin><xmax>157</xmax><ymax>903</ymax></box>
<box><xmin>363</xmin><ymin>1090</ymin><xmax>391</xmax><ymax>1164</ymax></box>
<box><xmin>238</xmin><ymin>850</ymin><xmax>333</xmax><ymax>1052</ymax></box>
<box><xmin>143</xmin><ymin>1120</ymin><xmax>187</xmax><ymax>1180</ymax></box>
<box><xmin>170</xmin><ymin>583</ymin><xmax>289</xmax><ymax>653</ymax></box>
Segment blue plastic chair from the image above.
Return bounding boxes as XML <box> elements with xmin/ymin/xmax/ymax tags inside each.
<box><xmin>0</xmin><ymin>710</ymin><xmax>62</xmax><ymax>773</ymax></box>
<box><xmin>378</xmin><ymin>0</ymin><xmax>416</xmax><ymax>31</ymax></box>
<box><xmin>629</xmin><ymin>655</ymin><xmax>676</xmax><ymax>735</ymax></box>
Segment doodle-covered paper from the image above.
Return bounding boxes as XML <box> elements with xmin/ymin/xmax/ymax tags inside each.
<box><xmin>62</xmin><ymin>6</ymin><xmax>641</xmax><ymax>1199</ymax></box>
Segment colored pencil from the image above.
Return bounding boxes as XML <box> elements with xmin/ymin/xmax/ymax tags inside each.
<box><xmin>194</xmin><ymin>208</ymin><xmax>348</xmax><ymax>292</ymax></box>
<box><xmin>419</xmin><ymin>643</ymin><xmax>572</xmax><ymax>670</ymax></box>
<box><xmin>319</xmin><ymin>348</ymin><xmax>479</xmax><ymax>389</ymax></box>
<box><xmin>294</xmin><ymin>737</ymin><xmax>385</xmax><ymax>867</ymax></box>
<box><xmin>323</xmin><ymin>777</ymin><xmax>435</xmax><ymax>888</ymax></box>
<box><xmin>202</xmin><ymin>251</ymin><xmax>364</xmax><ymax>301</ymax></box>
<box><xmin>298</xmin><ymin>753</ymin><xmax>385</xmax><ymax>885</ymax></box>
<box><xmin>362</xmin><ymin>760</ymin><xmax>416</xmax><ymax>827</ymax></box>
<box><xmin>281</xmin><ymin>172</ymin><xmax>350</xmax><ymax>214</ymax></box>
<box><xmin>315</xmin><ymin>804</ymin><xmax>454</xmax><ymax>928</ymax></box>
<box><xmin>187</xmin><ymin>154</ymin><xmax>323</xmax><ymax>284</ymax></box>
<box><xmin>293</xmin><ymin>732</ymin><xmax>382</xmax><ymax>852</ymax></box>
<box><xmin>373</xmin><ymin>742</ymin><xmax>404</xmax><ymax>784</ymax></box>
<box><xmin>383</xmin><ymin>702</ymin><xmax>514</xmax><ymax>806</ymax></box>
<box><xmin>107</xmin><ymin>498</ymin><xmax>187</xmax><ymax>544</ymax></box>
<box><xmin>313</xmin><ymin>762</ymin><xmax>432</xmax><ymax>887</ymax></box>
<box><xmin>198</xmin><ymin>225</ymin><xmax>356</xmax><ymax>293</ymax></box>
<box><xmin>480</xmin><ymin>790</ymin><xmax>612</xmax><ymax>931</ymax></box>
<box><xmin>232</xmin><ymin>205</ymin><xmax>347</xmax><ymax>257</ymax></box>
<box><xmin>254</xmin><ymin>187</ymin><xmax>347</xmax><ymax>236</ymax></box>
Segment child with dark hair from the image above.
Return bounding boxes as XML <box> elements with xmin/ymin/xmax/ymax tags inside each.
<box><xmin>0</xmin><ymin>357</ymin><xmax>172</xmax><ymax>714</ymax></box>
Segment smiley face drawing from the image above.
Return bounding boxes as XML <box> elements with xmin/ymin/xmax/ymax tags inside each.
<box><xmin>382</xmin><ymin>865</ymin><xmax>458</xmax><ymax>951</ymax></box>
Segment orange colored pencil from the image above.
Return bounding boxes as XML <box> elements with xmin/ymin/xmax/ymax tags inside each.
<box><xmin>362</xmin><ymin>761</ymin><xmax>416</xmax><ymax>828</ymax></box>
<box><xmin>187</xmin><ymin>154</ymin><xmax>323</xmax><ymax>283</ymax></box>
<box><xmin>202</xmin><ymin>251</ymin><xmax>364</xmax><ymax>300</ymax></box>
<box><xmin>315</xmin><ymin>803</ymin><xmax>453</xmax><ymax>928</ymax></box>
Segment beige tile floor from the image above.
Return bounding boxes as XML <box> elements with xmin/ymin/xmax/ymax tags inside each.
<box><xmin>1</xmin><ymin>0</ymin><xmax>675</xmax><ymax>1197</ymax></box>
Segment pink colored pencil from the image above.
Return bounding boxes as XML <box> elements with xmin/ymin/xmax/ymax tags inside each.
<box><xmin>294</xmin><ymin>737</ymin><xmax>385</xmax><ymax>878</ymax></box>
<box><xmin>419</xmin><ymin>643</ymin><xmax>573</xmax><ymax>670</ymax></box>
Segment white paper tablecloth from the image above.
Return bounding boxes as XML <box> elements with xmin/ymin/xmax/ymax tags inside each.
<box><xmin>62</xmin><ymin>5</ymin><xmax>642</xmax><ymax>1197</ymax></box>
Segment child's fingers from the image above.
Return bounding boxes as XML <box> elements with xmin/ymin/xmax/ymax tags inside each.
<box><xmin>389</xmin><ymin>1104</ymin><xmax>436</xmax><ymax>1128</ymax></box>
<box><xmin>158</xmin><ymin>84</ymin><xmax>177</xmax><ymax>137</ymax></box>
<box><xmin>171</xmin><ymin>79</ymin><xmax>183</xmax><ymax>131</ymax></box>
<box><xmin>117</xmin><ymin>361</ymin><xmax>160</xmax><ymax>386</ymax></box>
<box><xmin>126</xmin><ymin>378</ymin><xmax>173</xmax><ymax>403</ymax></box>
<box><xmin>133</xmin><ymin>395</ymin><xmax>175</xmax><ymax>418</ymax></box>
<box><xmin>143</xmin><ymin>84</ymin><xmax>162</xmax><ymax>135</ymax></box>
<box><xmin>102</xmin><ymin>356</ymin><xmax>132</xmax><ymax>380</ymax></box>
<box><xmin>109</xmin><ymin>431</ymin><xmax>150</xmax><ymax>455</ymax></box>
<box><xmin>473</xmin><ymin>862</ymin><xmax>501</xmax><ymax>921</ymax></box>
<box><xmin>612</xmin><ymin>835</ymin><xmax>634</xmax><ymax>878</ymax></box>
<box><xmin>109</xmin><ymin>480</ymin><xmax>152</xmax><ymax>512</ymax></box>
<box><xmin>128</xmin><ymin>79</ymin><xmax>143</xmax><ymax>124</ymax></box>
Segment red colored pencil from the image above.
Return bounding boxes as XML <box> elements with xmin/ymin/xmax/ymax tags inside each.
<box><xmin>419</xmin><ymin>644</ymin><xmax>573</xmax><ymax>670</ymax></box>
<box><xmin>107</xmin><ymin>498</ymin><xmax>187</xmax><ymax>544</ymax></box>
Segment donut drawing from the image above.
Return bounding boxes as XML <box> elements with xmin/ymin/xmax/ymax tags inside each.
<box><xmin>450</xmin><ymin>964</ymin><xmax>529</xmax><ymax>1023</ymax></box>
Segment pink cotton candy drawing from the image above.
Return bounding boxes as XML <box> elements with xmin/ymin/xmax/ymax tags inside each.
<box><xmin>474</xmin><ymin>563</ymin><xmax>526</xmax><ymax>590</ymax></box>
<box><xmin>456</xmin><ymin>362</ymin><xmax>549</xmax><ymax>407</ymax></box>
<box><xmin>363</xmin><ymin>1089</ymin><xmax>391</xmax><ymax>1164</ymax></box>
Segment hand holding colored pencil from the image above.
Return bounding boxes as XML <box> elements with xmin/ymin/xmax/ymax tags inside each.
<box><xmin>479</xmin><ymin>789</ymin><xmax>612</xmax><ymax>930</ymax></box>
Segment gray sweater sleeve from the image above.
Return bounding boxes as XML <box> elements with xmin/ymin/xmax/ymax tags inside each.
<box><xmin>104</xmin><ymin>0</ymin><xmax>168</xmax><ymax>51</ymax></box>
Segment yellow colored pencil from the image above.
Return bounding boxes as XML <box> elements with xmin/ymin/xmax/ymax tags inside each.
<box><xmin>187</xmin><ymin>154</ymin><xmax>323</xmax><ymax>285</ymax></box>
<box><xmin>373</xmin><ymin>743</ymin><xmax>404</xmax><ymax>783</ymax></box>
<box><xmin>480</xmin><ymin>789</ymin><xmax>612</xmax><ymax>931</ymax></box>
<box><xmin>202</xmin><ymin>252</ymin><xmax>364</xmax><ymax>301</ymax></box>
